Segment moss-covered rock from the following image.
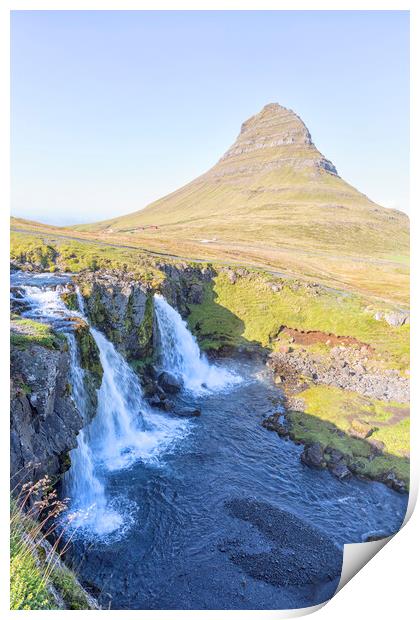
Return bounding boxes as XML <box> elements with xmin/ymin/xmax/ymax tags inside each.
<box><xmin>10</xmin><ymin>316</ymin><xmax>65</xmax><ymax>351</ymax></box>
<box><xmin>136</xmin><ymin>294</ymin><xmax>155</xmax><ymax>367</ymax></box>
<box><xmin>73</xmin><ymin>320</ymin><xmax>103</xmax><ymax>389</ymax></box>
<box><xmin>50</xmin><ymin>566</ymin><xmax>94</xmax><ymax>610</ymax></box>
<box><xmin>60</xmin><ymin>291</ymin><xmax>79</xmax><ymax>311</ymax></box>
<box><xmin>75</xmin><ymin>272</ymin><xmax>154</xmax><ymax>374</ymax></box>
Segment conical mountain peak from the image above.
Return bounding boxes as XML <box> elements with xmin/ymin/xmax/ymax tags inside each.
<box><xmin>239</xmin><ymin>102</ymin><xmax>312</xmax><ymax>146</ymax></box>
<box><xmin>73</xmin><ymin>102</ymin><xmax>408</xmax><ymax>297</ymax></box>
<box><xmin>214</xmin><ymin>103</ymin><xmax>337</xmax><ymax>177</ymax></box>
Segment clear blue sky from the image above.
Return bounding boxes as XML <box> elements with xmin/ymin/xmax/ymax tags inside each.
<box><xmin>11</xmin><ymin>10</ymin><xmax>410</xmax><ymax>225</ymax></box>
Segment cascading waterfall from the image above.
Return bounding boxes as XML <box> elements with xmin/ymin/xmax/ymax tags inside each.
<box><xmin>10</xmin><ymin>276</ymin><xmax>117</xmax><ymax>533</ymax></box>
<box><xmin>87</xmin><ymin>327</ymin><xmax>185</xmax><ymax>472</ymax></box>
<box><xmin>154</xmin><ymin>294</ymin><xmax>241</xmax><ymax>393</ymax></box>
<box><xmin>64</xmin><ymin>335</ymin><xmax>122</xmax><ymax>536</ymax></box>
<box><xmin>65</xmin><ymin>324</ymin><xmax>187</xmax><ymax>536</ymax></box>
<box><xmin>11</xmin><ymin>273</ymin><xmax>187</xmax><ymax>537</ymax></box>
<box><xmin>64</xmin><ymin>297</ymin><xmax>188</xmax><ymax>536</ymax></box>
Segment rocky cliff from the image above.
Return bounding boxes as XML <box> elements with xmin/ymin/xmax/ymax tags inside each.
<box><xmin>158</xmin><ymin>262</ymin><xmax>215</xmax><ymax>316</ymax></box>
<box><xmin>74</xmin><ymin>265</ymin><xmax>213</xmax><ymax>369</ymax></box>
<box><xmin>213</xmin><ymin>103</ymin><xmax>337</xmax><ymax>178</ymax></box>
<box><xmin>75</xmin><ymin>271</ymin><xmax>155</xmax><ymax>371</ymax></box>
<box><xmin>10</xmin><ymin>339</ymin><xmax>82</xmax><ymax>486</ymax></box>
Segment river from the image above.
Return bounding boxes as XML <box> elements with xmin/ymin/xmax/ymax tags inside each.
<box><xmin>10</xmin><ymin>272</ymin><xmax>408</xmax><ymax>610</ymax></box>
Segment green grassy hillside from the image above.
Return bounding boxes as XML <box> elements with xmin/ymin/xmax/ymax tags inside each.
<box><xmin>69</xmin><ymin>103</ymin><xmax>409</xmax><ymax>303</ymax></box>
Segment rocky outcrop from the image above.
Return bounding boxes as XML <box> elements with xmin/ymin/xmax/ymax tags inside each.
<box><xmin>75</xmin><ymin>271</ymin><xmax>154</xmax><ymax>367</ymax></box>
<box><xmin>157</xmin><ymin>370</ymin><xmax>183</xmax><ymax>394</ymax></box>
<box><xmin>158</xmin><ymin>262</ymin><xmax>215</xmax><ymax>317</ymax></box>
<box><xmin>10</xmin><ymin>340</ymin><xmax>82</xmax><ymax>486</ymax></box>
<box><xmin>72</xmin><ymin>318</ymin><xmax>103</xmax><ymax>417</ymax></box>
<box><xmin>216</xmin><ymin>103</ymin><xmax>338</xmax><ymax>178</ymax></box>
<box><xmin>60</xmin><ymin>286</ymin><xmax>79</xmax><ymax>311</ymax></box>
<box><xmin>268</xmin><ymin>344</ymin><xmax>409</xmax><ymax>404</ymax></box>
<box><xmin>300</xmin><ymin>442</ymin><xmax>326</xmax><ymax>469</ymax></box>
<box><xmin>374</xmin><ymin>311</ymin><xmax>409</xmax><ymax>327</ymax></box>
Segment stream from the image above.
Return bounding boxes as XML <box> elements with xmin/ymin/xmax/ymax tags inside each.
<box><xmin>10</xmin><ymin>272</ymin><xmax>408</xmax><ymax>610</ymax></box>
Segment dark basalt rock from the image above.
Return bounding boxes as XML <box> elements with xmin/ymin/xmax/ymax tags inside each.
<box><xmin>10</xmin><ymin>340</ymin><xmax>83</xmax><ymax>487</ymax></box>
<box><xmin>161</xmin><ymin>399</ymin><xmax>174</xmax><ymax>412</ymax></box>
<box><xmin>300</xmin><ymin>442</ymin><xmax>325</xmax><ymax>469</ymax></box>
<box><xmin>381</xmin><ymin>471</ymin><xmax>407</xmax><ymax>494</ymax></box>
<box><xmin>157</xmin><ymin>371</ymin><xmax>183</xmax><ymax>394</ymax></box>
<box><xmin>10</xmin><ymin>287</ymin><xmax>31</xmax><ymax>314</ymax></box>
<box><xmin>329</xmin><ymin>461</ymin><xmax>352</xmax><ymax>480</ymax></box>
<box><xmin>174</xmin><ymin>407</ymin><xmax>201</xmax><ymax>418</ymax></box>
<box><xmin>262</xmin><ymin>413</ymin><xmax>288</xmax><ymax>437</ymax></box>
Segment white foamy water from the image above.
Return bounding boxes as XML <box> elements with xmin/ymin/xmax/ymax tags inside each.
<box><xmin>12</xmin><ymin>274</ymin><xmax>188</xmax><ymax>538</ymax></box>
<box><xmin>89</xmin><ymin>327</ymin><xmax>188</xmax><ymax>472</ymax></box>
<box><xmin>154</xmin><ymin>294</ymin><xmax>241</xmax><ymax>394</ymax></box>
<box><xmin>64</xmin><ymin>335</ymin><xmax>122</xmax><ymax>537</ymax></box>
<box><xmin>65</xmin><ymin>327</ymin><xmax>187</xmax><ymax>538</ymax></box>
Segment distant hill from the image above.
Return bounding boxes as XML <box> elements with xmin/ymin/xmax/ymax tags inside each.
<box><xmin>12</xmin><ymin>104</ymin><xmax>409</xmax><ymax>302</ymax></box>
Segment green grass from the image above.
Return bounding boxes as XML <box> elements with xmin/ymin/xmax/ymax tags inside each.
<box><xmin>374</xmin><ymin>418</ymin><xmax>410</xmax><ymax>458</ymax></box>
<box><xmin>10</xmin><ymin>231</ymin><xmax>164</xmax><ymax>285</ymax></box>
<box><xmin>187</xmin><ymin>282</ymin><xmax>246</xmax><ymax>351</ymax></box>
<box><xmin>288</xmin><ymin>384</ymin><xmax>410</xmax><ymax>487</ymax></box>
<box><xmin>187</xmin><ymin>271</ymin><xmax>409</xmax><ymax>370</ymax></box>
<box><xmin>10</xmin><ymin>518</ymin><xmax>53</xmax><ymax>610</ymax></box>
<box><xmin>10</xmin><ymin>479</ymin><xmax>94</xmax><ymax>611</ymax></box>
<box><xmin>350</xmin><ymin>453</ymin><xmax>409</xmax><ymax>485</ymax></box>
<box><xmin>10</xmin><ymin>235</ymin><xmax>58</xmax><ymax>271</ymax></box>
<box><xmin>288</xmin><ymin>410</ymin><xmax>372</xmax><ymax>459</ymax></box>
<box><xmin>299</xmin><ymin>385</ymin><xmax>409</xmax><ymax>447</ymax></box>
<box><xmin>11</xmin><ymin>512</ymin><xmax>93</xmax><ymax>610</ymax></box>
<box><xmin>10</xmin><ymin>316</ymin><xmax>65</xmax><ymax>350</ymax></box>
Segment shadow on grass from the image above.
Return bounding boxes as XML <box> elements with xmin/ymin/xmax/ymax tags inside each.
<box><xmin>272</xmin><ymin>410</ymin><xmax>409</xmax><ymax>493</ymax></box>
<box><xmin>185</xmin><ymin>280</ymin><xmax>270</xmax><ymax>357</ymax></box>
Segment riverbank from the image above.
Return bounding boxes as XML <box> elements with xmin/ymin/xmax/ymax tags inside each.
<box><xmin>183</xmin><ymin>268</ymin><xmax>409</xmax><ymax>492</ymax></box>
<box><xmin>264</xmin><ymin>341</ymin><xmax>409</xmax><ymax>492</ymax></box>
<box><xmin>9</xmin><ymin>266</ymin><xmax>409</xmax><ymax>609</ymax></box>
<box><xmin>10</xmin><ymin>233</ymin><xmax>410</xmax><ymax>494</ymax></box>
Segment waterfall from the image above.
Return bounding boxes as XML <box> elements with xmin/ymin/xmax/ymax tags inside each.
<box><xmin>65</xmin><ymin>325</ymin><xmax>187</xmax><ymax>536</ymax></box>
<box><xmin>12</xmin><ymin>274</ymin><xmax>187</xmax><ymax>538</ymax></box>
<box><xmin>154</xmin><ymin>294</ymin><xmax>241</xmax><ymax>393</ymax></box>
<box><xmin>88</xmin><ymin>328</ymin><xmax>185</xmax><ymax>472</ymax></box>
<box><xmin>64</xmin><ymin>336</ymin><xmax>122</xmax><ymax>536</ymax></box>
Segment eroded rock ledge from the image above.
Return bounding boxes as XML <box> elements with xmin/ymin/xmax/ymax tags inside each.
<box><xmin>10</xmin><ymin>340</ymin><xmax>82</xmax><ymax>486</ymax></box>
<box><xmin>75</xmin><ymin>270</ymin><xmax>154</xmax><ymax>370</ymax></box>
<box><xmin>268</xmin><ymin>344</ymin><xmax>409</xmax><ymax>406</ymax></box>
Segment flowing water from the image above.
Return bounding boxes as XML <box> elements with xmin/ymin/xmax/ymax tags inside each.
<box><xmin>64</xmin><ymin>335</ymin><xmax>114</xmax><ymax>535</ymax></box>
<box><xmin>11</xmin><ymin>272</ymin><xmax>188</xmax><ymax>537</ymax></box>
<box><xmin>154</xmin><ymin>293</ymin><xmax>241</xmax><ymax>392</ymax></box>
<box><xmin>11</xmin><ymin>272</ymin><xmax>408</xmax><ymax>610</ymax></box>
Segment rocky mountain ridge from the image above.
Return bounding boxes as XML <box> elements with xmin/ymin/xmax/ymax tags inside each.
<box><xmin>214</xmin><ymin>103</ymin><xmax>338</xmax><ymax>178</ymax></box>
